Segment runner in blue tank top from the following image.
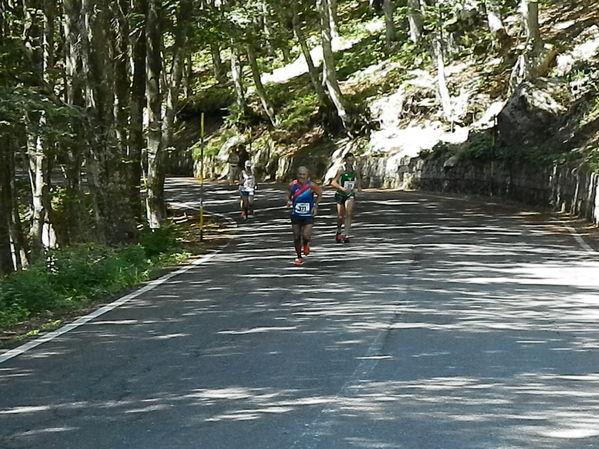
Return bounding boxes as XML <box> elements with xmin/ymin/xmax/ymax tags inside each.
<box><xmin>287</xmin><ymin>166</ymin><xmax>322</xmax><ymax>266</ymax></box>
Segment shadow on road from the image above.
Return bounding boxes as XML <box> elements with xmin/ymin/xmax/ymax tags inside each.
<box><xmin>1</xmin><ymin>181</ymin><xmax>598</xmax><ymax>449</ymax></box>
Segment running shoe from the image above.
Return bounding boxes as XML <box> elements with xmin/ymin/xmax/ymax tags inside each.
<box><xmin>335</xmin><ymin>233</ymin><xmax>343</xmax><ymax>243</ymax></box>
<box><xmin>343</xmin><ymin>236</ymin><xmax>350</xmax><ymax>243</ymax></box>
<box><xmin>293</xmin><ymin>257</ymin><xmax>304</xmax><ymax>266</ymax></box>
<box><xmin>302</xmin><ymin>244</ymin><xmax>310</xmax><ymax>256</ymax></box>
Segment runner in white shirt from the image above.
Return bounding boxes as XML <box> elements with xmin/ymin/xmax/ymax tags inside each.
<box><xmin>238</xmin><ymin>160</ymin><xmax>257</xmax><ymax>219</ymax></box>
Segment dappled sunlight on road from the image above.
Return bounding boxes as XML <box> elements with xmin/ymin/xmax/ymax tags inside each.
<box><xmin>1</xmin><ymin>183</ymin><xmax>598</xmax><ymax>448</ymax></box>
<box><xmin>333</xmin><ymin>374</ymin><xmax>599</xmax><ymax>443</ymax></box>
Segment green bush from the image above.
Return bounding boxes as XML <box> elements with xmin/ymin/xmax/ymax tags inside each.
<box><xmin>279</xmin><ymin>93</ymin><xmax>319</xmax><ymax>133</ymax></box>
<box><xmin>460</xmin><ymin>133</ymin><xmax>496</xmax><ymax>160</ymax></box>
<box><xmin>0</xmin><ymin>265</ymin><xmax>61</xmax><ymax>327</ymax></box>
<box><xmin>45</xmin><ymin>244</ymin><xmax>152</xmax><ymax>300</ymax></box>
<box><xmin>585</xmin><ymin>144</ymin><xmax>599</xmax><ymax>173</ymax></box>
<box><xmin>46</xmin><ymin>245</ymin><xmax>110</xmax><ymax>295</ymax></box>
<box><xmin>0</xmin><ymin>235</ymin><xmax>178</xmax><ymax>330</ymax></box>
<box><xmin>139</xmin><ymin>226</ymin><xmax>178</xmax><ymax>257</ymax></box>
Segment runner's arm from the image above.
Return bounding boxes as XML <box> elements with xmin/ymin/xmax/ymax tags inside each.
<box><xmin>356</xmin><ymin>169</ymin><xmax>363</xmax><ymax>192</ymax></box>
<box><xmin>286</xmin><ymin>182</ymin><xmax>293</xmax><ymax>207</ymax></box>
<box><xmin>311</xmin><ymin>182</ymin><xmax>323</xmax><ymax>201</ymax></box>
<box><xmin>330</xmin><ymin>168</ymin><xmax>346</xmax><ymax>192</ymax></box>
<box><xmin>311</xmin><ymin>182</ymin><xmax>323</xmax><ymax>215</ymax></box>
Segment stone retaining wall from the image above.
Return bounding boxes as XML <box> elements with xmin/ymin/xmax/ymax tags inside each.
<box><xmin>195</xmin><ymin>139</ymin><xmax>599</xmax><ymax>225</ymax></box>
<box><xmin>360</xmin><ymin>154</ymin><xmax>599</xmax><ymax>225</ymax></box>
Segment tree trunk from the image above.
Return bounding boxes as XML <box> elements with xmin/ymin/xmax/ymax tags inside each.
<box><xmin>41</xmin><ymin>1</ymin><xmax>58</xmax><ymax>249</ymax></box>
<box><xmin>63</xmin><ymin>0</ymin><xmax>82</xmax><ymax>105</ymax></box>
<box><xmin>230</xmin><ymin>41</ymin><xmax>246</xmax><ymax>115</ymax></box>
<box><xmin>435</xmin><ymin>37</ymin><xmax>454</xmax><ymax>125</ymax></box>
<box><xmin>145</xmin><ymin>0</ymin><xmax>166</xmax><ymax>229</ymax></box>
<box><xmin>511</xmin><ymin>0</ymin><xmax>544</xmax><ymax>87</ymax></box>
<box><xmin>246</xmin><ymin>43</ymin><xmax>278</xmax><ymax>127</ymax></box>
<box><xmin>275</xmin><ymin>6</ymin><xmax>293</xmax><ymax>63</ymax></box>
<box><xmin>407</xmin><ymin>0</ymin><xmax>423</xmax><ymax>43</ymax></box>
<box><xmin>111</xmin><ymin>0</ymin><xmax>131</xmax><ymax>159</ymax></box>
<box><xmin>129</xmin><ymin>0</ymin><xmax>147</xmax><ymax>218</ymax></box>
<box><xmin>319</xmin><ymin>0</ymin><xmax>352</xmax><ymax>132</ymax></box>
<box><xmin>328</xmin><ymin>0</ymin><xmax>339</xmax><ymax>39</ymax></box>
<box><xmin>383</xmin><ymin>0</ymin><xmax>396</xmax><ymax>52</ymax></box>
<box><xmin>24</xmin><ymin>0</ymin><xmax>57</xmax><ymax>258</ymax></box>
<box><xmin>0</xmin><ymin>0</ymin><xmax>6</xmax><ymax>41</ymax></box>
<box><xmin>41</xmin><ymin>0</ymin><xmax>55</xmax><ymax>84</ymax></box>
<box><xmin>81</xmin><ymin>0</ymin><xmax>138</xmax><ymax>243</ymax></box>
<box><xmin>21</xmin><ymin>0</ymin><xmax>37</xmax><ymax>62</ymax></box>
<box><xmin>260</xmin><ymin>1</ymin><xmax>276</xmax><ymax>57</ymax></box>
<box><xmin>521</xmin><ymin>0</ymin><xmax>540</xmax><ymax>48</ymax></box>
<box><xmin>9</xmin><ymin>148</ymin><xmax>28</xmax><ymax>270</ymax></box>
<box><xmin>162</xmin><ymin>0</ymin><xmax>193</xmax><ymax>151</ymax></box>
<box><xmin>210</xmin><ymin>42</ymin><xmax>228</xmax><ymax>84</ymax></box>
<box><xmin>182</xmin><ymin>52</ymin><xmax>193</xmax><ymax>97</ymax></box>
<box><xmin>62</xmin><ymin>0</ymin><xmax>88</xmax><ymax>244</ymax></box>
<box><xmin>485</xmin><ymin>0</ymin><xmax>508</xmax><ymax>42</ymax></box>
<box><xmin>0</xmin><ymin>136</ymin><xmax>15</xmax><ymax>274</ymax></box>
<box><xmin>25</xmin><ymin>112</ymin><xmax>56</xmax><ymax>259</ymax></box>
<box><xmin>291</xmin><ymin>2</ymin><xmax>327</xmax><ymax>106</ymax></box>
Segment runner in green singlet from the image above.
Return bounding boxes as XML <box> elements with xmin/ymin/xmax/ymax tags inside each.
<box><xmin>330</xmin><ymin>152</ymin><xmax>361</xmax><ymax>243</ymax></box>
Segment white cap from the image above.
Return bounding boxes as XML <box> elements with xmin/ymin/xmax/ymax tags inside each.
<box><xmin>245</xmin><ymin>160</ymin><xmax>252</xmax><ymax>167</ymax></box>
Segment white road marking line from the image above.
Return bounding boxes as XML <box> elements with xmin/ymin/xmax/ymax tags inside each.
<box><xmin>0</xmin><ymin>210</ymin><xmax>234</xmax><ymax>365</ymax></box>
<box><xmin>289</xmin><ymin>311</ymin><xmax>396</xmax><ymax>449</ymax></box>
<box><xmin>562</xmin><ymin>223</ymin><xmax>596</xmax><ymax>254</ymax></box>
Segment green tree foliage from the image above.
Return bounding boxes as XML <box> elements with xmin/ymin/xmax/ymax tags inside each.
<box><xmin>0</xmin><ymin>0</ymin><xmax>595</xmax><ymax>279</ymax></box>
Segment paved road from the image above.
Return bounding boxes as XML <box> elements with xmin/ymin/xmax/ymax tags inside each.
<box><xmin>1</xmin><ymin>179</ymin><xmax>598</xmax><ymax>449</ymax></box>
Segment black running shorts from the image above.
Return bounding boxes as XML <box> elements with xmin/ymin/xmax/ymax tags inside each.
<box><xmin>335</xmin><ymin>193</ymin><xmax>355</xmax><ymax>204</ymax></box>
<box><xmin>291</xmin><ymin>215</ymin><xmax>314</xmax><ymax>226</ymax></box>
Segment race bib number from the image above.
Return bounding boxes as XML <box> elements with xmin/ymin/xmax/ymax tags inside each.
<box><xmin>245</xmin><ymin>178</ymin><xmax>255</xmax><ymax>189</ymax></box>
<box><xmin>344</xmin><ymin>180</ymin><xmax>355</xmax><ymax>191</ymax></box>
<box><xmin>294</xmin><ymin>202</ymin><xmax>310</xmax><ymax>214</ymax></box>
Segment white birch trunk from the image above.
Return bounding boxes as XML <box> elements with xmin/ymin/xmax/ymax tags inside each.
<box><xmin>26</xmin><ymin>114</ymin><xmax>56</xmax><ymax>256</ymax></box>
<box><xmin>485</xmin><ymin>0</ymin><xmax>506</xmax><ymax>38</ymax></box>
<box><xmin>407</xmin><ymin>0</ymin><xmax>423</xmax><ymax>43</ymax></box>
<box><xmin>329</xmin><ymin>0</ymin><xmax>339</xmax><ymax>39</ymax></box>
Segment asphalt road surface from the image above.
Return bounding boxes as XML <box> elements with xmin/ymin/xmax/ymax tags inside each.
<box><xmin>1</xmin><ymin>178</ymin><xmax>598</xmax><ymax>449</ymax></box>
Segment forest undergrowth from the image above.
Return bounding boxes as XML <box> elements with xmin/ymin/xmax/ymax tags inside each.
<box><xmin>0</xmin><ymin>212</ymin><xmax>228</xmax><ymax>348</ymax></box>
